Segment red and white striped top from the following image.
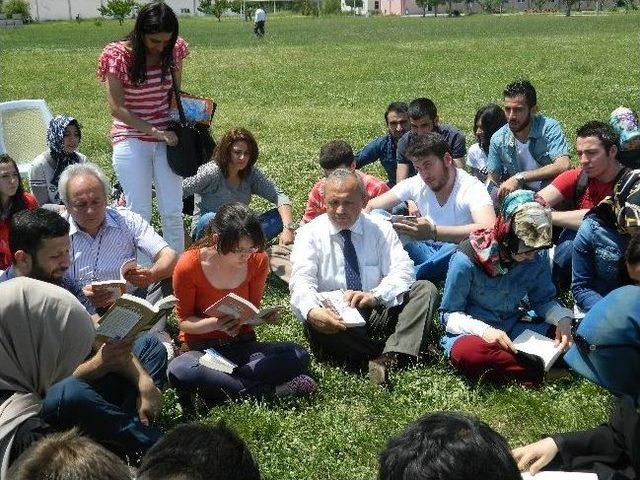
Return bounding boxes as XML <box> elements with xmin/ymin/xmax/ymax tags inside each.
<box><xmin>97</xmin><ymin>37</ymin><xmax>189</xmax><ymax>144</ymax></box>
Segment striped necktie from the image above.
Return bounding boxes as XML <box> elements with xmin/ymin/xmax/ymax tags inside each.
<box><xmin>339</xmin><ymin>229</ymin><xmax>362</xmax><ymax>291</ymax></box>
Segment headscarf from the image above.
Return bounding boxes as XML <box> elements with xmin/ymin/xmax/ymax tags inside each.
<box><xmin>0</xmin><ymin>278</ymin><xmax>95</xmax><ymax>477</ymax></box>
<box><xmin>610</xmin><ymin>106</ymin><xmax>640</xmax><ymax>151</ymax></box>
<box><xmin>590</xmin><ymin>169</ymin><xmax>640</xmax><ymax>235</ymax></box>
<box><xmin>462</xmin><ymin>190</ymin><xmax>552</xmax><ymax>277</ymax></box>
<box><xmin>46</xmin><ymin>115</ymin><xmax>81</xmax><ymax>187</ymax></box>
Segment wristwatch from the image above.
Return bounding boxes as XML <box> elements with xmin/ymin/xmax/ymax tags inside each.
<box><xmin>284</xmin><ymin>221</ymin><xmax>298</xmax><ymax>230</ymax></box>
<box><xmin>514</xmin><ymin>172</ymin><xmax>526</xmax><ymax>186</ymax></box>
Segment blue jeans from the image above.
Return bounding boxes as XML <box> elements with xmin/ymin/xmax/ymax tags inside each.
<box><xmin>404</xmin><ymin>240</ymin><xmax>458</xmax><ymax>282</ymax></box>
<box><xmin>41</xmin><ymin>333</ymin><xmax>168</xmax><ymax>458</ymax></box>
<box><xmin>167</xmin><ymin>338</ymin><xmax>310</xmax><ymax>404</ymax></box>
<box><xmin>194</xmin><ymin>207</ymin><xmax>283</xmax><ymax>242</ymax></box>
<box><xmin>552</xmin><ymin>228</ymin><xmax>576</xmax><ymax>291</ymax></box>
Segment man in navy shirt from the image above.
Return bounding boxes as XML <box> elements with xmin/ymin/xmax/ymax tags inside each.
<box><xmin>396</xmin><ymin>98</ymin><xmax>467</xmax><ymax>183</ymax></box>
<box><xmin>355</xmin><ymin>101</ymin><xmax>409</xmax><ymax>186</ymax></box>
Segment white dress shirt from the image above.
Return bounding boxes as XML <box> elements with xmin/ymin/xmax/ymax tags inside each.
<box><xmin>289</xmin><ymin>212</ymin><xmax>415</xmax><ymax>323</ymax></box>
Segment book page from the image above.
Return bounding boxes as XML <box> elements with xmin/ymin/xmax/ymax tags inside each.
<box><xmin>317</xmin><ymin>291</ymin><xmax>365</xmax><ymax>327</ymax></box>
<box><xmin>513</xmin><ymin>329</ymin><xmax>562</xmax><ymax>371</ymax></box>
<box><xmin>204</xmin><ymin>293</ymin><xmax>259</xmax><ymax>324</ymax></box>
<box><xmin>521</xmin><ymin>472</ymin><xmax>597</xmax><ymax>479</ymax></box>
<box><xmin>96</xmin><ymin>305</ymin><xmax>143</xmax><ymax>340</ymax></box>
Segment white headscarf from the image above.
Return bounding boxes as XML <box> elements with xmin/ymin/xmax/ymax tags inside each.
<box><xmin>0</xmin><ymin>278</ymin><xmax>95</xmax><ymax>478</ymax></box>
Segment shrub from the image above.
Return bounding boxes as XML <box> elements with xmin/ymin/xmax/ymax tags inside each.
<box><xmin>98</xmin><ymin>0</ymin><xmax>138</xmax><ymax>25</ymax></box>
<box><xmin>322</xmin><ymin>0</ymin><xmax>341</xmax><ymax>14</ymax></box>
<box><xmin>2</xmin><ymin>0</ymin><xmax>31</xmax><ymax>21</ymax></box>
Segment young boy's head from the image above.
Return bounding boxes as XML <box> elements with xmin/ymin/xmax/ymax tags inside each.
<box><xmin>318</xmin><ymin>140</ymin><xmax>355</xmax><ymax>175</ymax></box>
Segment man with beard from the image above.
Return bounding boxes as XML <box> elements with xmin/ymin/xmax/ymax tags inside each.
<box><xmin>0</xmin><ymin>207</ymin><xmax>167</xmax><ymax>460</ymax></box>
<box><xmin>366</xmin><ymin>133</ymin><xmax>495</xmax><ymax>282</ymax></box>
<box><xmin>0</xmin><ymin>208</ymin><xmax>96</xmax><ymax>317</ymax></box>
<box><xmin>355</xmin><ymin>102</ymin><xmax>410</xmax><ymax>186</ymax></box>
<box><xmin>487</xmin><ymin>79</ymin><xmax>571</xmax><ymax>199</ymax></box>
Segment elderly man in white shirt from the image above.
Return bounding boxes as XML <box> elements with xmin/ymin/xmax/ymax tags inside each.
<box><xmin>290</xmin><ymin>169</ymin><xmax>439</xmax><ymax>384</ymax></box>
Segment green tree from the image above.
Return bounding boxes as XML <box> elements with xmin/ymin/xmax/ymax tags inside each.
<box><xmin>229</xmin><ymin>0</ymin><xmax>243</xmax><ymax>15</ymax></box>
<box><xmin>97</xmin><ymin>0</ymin><xmax>138</xmax><ymax>25</ymax></box>
<box><xmin>322</xmin><ymin>0</ymin><xmax>341</xmax><ymax>14</ymax></box>
<box><xmin>2</xmin><ymin>0</ymin><xmax>31</xmax><ymax>20</ymax></box>
<box><xmin>426</xmin><ymin>0</ymin><xmax>444</xmax><ymax>15</ymax></box>
<box><xmin>293</xmin><ymin>0</ymin><xmax>319</xmax><ymax>15</ymax></box>
<box><xmin>561</xmin><ymin>0</ymin><xmax>579</xmax><ymax>15</ymax></box>
<box><xmin>199</xmin><ymin>0</ymin><xmax>230</xmax><ymax>20</ymax></box>
<box><xmin>415</xmin><ymin>0</ymin><xmax>429</xmax><ymax>15</ymax></box>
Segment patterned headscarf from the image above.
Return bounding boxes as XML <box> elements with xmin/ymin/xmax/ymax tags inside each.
<box><xmin>47</xmin><ymin>115</ymin><xmax>81</xmax><ymax>187</ymax></box>
<box><xmin>590</xmin><ymin>169</ymin><xmax>640</xmax><ymax>234</ymax></box>
<box><xmin>462</xmin><ymin>190</ymin><xmax>552</xmax><ymax>277</ymax></box>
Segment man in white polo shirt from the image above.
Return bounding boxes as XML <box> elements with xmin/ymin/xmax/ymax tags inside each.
<box><xmin>366</xmin><ymin>133</ymin><xmax>495</xmax><ymax>282</ymax></box>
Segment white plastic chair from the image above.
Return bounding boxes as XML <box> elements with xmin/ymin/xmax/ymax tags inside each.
<box><xmin>0</xmin><ymin>99</ymin><xmax>54</xmax><ymax>175</ymax></box>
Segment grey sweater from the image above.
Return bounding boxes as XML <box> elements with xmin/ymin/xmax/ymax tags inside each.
<box><xmin>182</xmin><ymin>162</ymin><xmax>291</xmax><ymax>233</ymax></box>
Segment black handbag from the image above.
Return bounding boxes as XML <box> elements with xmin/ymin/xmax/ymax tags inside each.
<box><xmin>166</xmin><ymin>69</ymin><xmax>216</xmax><ymax>178</ymax></box>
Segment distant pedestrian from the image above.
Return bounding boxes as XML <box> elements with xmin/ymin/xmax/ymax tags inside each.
<box><xmin>254</xmin><ymin>7</ymin><xmax>266</xmax><ymax>37</ymax></box>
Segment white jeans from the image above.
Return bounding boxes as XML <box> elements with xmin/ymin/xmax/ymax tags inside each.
<box><xmin>112</xmin><ymin>138</ymin><xmax>184</xmax><ymax>253</ymax></box>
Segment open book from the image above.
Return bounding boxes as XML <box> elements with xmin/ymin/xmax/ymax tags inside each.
<box><xmin>521</xmin><ymin>472</ymin><xmax>597</xmax><ymax>479</ymax></box>
<box><xmin>513</xmin><ymin>329</ymin><xmax>563</xmax><ymax>372</ymax></box>
<box><xmin>316</xmin><ymin>290</ymin><xmax>366</xmax><ymax>327</ymax></box>
<box><xmin>204</xmin><ymin>293</ymin><xmax>281</xmax><ymax>327</ymax></box>
<box><xmin>198</xmin><ymin>348</ymin><xmax>237</xmax><ymax>374</ymax></box>
<box><xmin>90</xmin><ymin>258</ymin><xmax>137</xmax><ymax>302</ymax></box>
<box><xmin>96</xmin><ymin>294</ymin><xmax>177</xmax><ymax>342</ymax></box>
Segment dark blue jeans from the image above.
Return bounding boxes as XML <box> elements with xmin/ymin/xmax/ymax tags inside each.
<box><xmin>552</xmin><ymin>228</ymin><xmax>577</xmax><ymax>291</ymax></box>
<box><xmin>41</xmin><ymin>333</ymin><xmax>168</xmax><ymax>459</ymax></box>
<box><xmin>194</xmin><ymin>208</ymin><xmax>283</xmax><ymax>242</ymax></box>
<box><xmin>167</xmin><ymin>337</ymin><xmax>310</xmax><ymax>403</ymax></box>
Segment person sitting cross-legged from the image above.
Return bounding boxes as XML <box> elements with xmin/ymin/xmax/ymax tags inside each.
<box><xmin>440</xmin><ymin>190</ymin><xmax>573</xmax><ymax>388</ymax></box>
<box><xmin>366</xmin><ymin>132</ymin><xmax>495</xmax><ymax>283</ymax></box>
<box><xmin>0</xmin><ymin>208</ymin><xmax>167</xmax><ymax>460</ymax></box>
<box><xmin>572</xmin><ymin>168</ymin><xmax>640</xmax><ymax>315</ymax></box>
<box><xmin>168</xmin><ymin>202</ymin><xmax>315</xmax><ymax>405</ymax></box>
<box><xmin>290</xmin><ymin>168</ymin><xmax>439</xmax><ymax>384</ymax></box>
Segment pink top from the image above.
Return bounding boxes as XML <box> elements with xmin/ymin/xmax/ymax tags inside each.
<box><xmin>97</xmin><ymin>37</ymin><xmax>189</xmax><ymax>144</ymax></box>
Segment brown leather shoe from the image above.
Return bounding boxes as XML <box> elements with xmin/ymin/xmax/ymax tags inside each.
<box><xmin>368</xmin><ymin>352</ymin><xmax>400</xmax><ymax>385</ymax></box>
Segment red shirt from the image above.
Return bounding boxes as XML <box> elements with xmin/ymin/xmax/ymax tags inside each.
<box><xmin>551</xmin><ymin>168</ymin><xmax>614</xmax><ymax>210</ymax></box>
<box><xmin>173</xmin><ymin>248</ymin><xmax>269</xmax><ymax>346</ymax></box>
<box><xmin>0</xmin><ymin>192</ymin><xmax>38</xmax><ymax>270</ymax></box>
<box><xmin>302</xmin><ymin>171</ymin><xmax>389</xmax><ymax>223</ymax></box>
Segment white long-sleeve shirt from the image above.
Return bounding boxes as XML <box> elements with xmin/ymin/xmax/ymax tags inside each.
<box><xmin>289</xmin><ymin>213</ymin><xmax>415</xmax><ymax>323</ymax></box>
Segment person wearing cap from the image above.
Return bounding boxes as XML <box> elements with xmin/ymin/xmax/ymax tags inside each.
<box><xmin>572</xmin><ymin>169</ymin><xmax>640</xmax><ymax>314</ymax></box>
<box><xmin>440</xmin><ymin>190</ymin><xmax>573</xmax><ymax>388</ymax></box>
<box><xmin>610</xmin><ymin>106</ymin><xmax>640</xmax><ymax>169</ymax></box>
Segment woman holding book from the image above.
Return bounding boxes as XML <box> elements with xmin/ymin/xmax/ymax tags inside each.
<box><xmin>182</xmin><ymin>127</ymin><xmax>296</xmax><ymax>244</ymax></box>
<box><xmin>440</xmin><ymin>190</ymin><xmax>573</xmax><ymax>388</ymax></box>
<box><xmin>98</xmin><ymin>1</ymin><xmax>187</xmax><ymax>253</ymax></box>
<box><xmin>168</xmin><ymin>202</ymin><xmax>315</xmax><ymax>404</ymax></box>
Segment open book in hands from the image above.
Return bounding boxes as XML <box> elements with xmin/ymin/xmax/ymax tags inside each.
<box><xmin>89</xmin><ymin>258</ymin><xmax>138</xmax><ymax>302</ymax></box>
<box><xmin>513</xmin><ymin>329</ymin><xmax>564</xmax><ymax>372</ymax></box>
<box><xmin>316</xmin><ymin>290</ymin><xmax>366</xmax><ymax>328</ymax></box>
<box><xmin>96</xmin><ymin>293</ymin><xmax>177</xmax><ymax>343</ymax></box>
<box><xmin>203</xmin><ymin>293</ymin><xmax>282</xmax><ymax>327</ymax></box>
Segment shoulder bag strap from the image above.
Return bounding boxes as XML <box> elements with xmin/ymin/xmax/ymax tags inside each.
<box><xmin>170</xmin><ymin>67</ymin><xmax>187</xmax><ymax>126</ymax></box>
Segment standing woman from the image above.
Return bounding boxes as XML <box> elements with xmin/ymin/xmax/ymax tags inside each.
<box><xmin>0</xmin><ymin>155</ymin><xmax>38</xmax><ymax>270</ymax></box>
<box><xmin>98</xmin><ymin>2</ymin><xmax>187</xmax><ymax>253</ymax></box>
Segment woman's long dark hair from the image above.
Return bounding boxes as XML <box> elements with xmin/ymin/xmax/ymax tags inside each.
<box><xmin>0</xmin><ymin>154</ymin><xmax>26</xmax><ymax>217</ymax></box>
<box><xmin>474</xmin><ymin>104</ymin><xmax>507</xmax><ymax>154</ymax></box>
<box><xmin>126</xmin><ymin>2</ymin><xmax>179</xmax><ymax>85</ymax></box>
<box><xmin>213</xmin><ymin>128</ymin><xmax>259</xmax><ymax>180</ymax></box>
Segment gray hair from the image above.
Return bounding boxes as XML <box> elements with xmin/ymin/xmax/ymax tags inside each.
<box><xmin>58</xmin><ymin>163</ymin><xmax>111</xmax><ymax>206</ymax></box>
<box><xmin>323</xmin><ymin>168</ymin><xmax>368</xmax><ymax>201</ymax></box>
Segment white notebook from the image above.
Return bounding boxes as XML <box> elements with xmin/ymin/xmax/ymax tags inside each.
<box><xmin>513</xmin><ymin>329</ymin><xmax>563</xmax><ymax>372</ymax></box>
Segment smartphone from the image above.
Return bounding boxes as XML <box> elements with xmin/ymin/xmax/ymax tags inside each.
<box><xmin>389</xmin><ymin>214</ymin><xmax>417</xmax><ymax>223</ymax></box>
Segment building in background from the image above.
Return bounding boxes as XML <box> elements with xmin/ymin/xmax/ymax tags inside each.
<box><xmin>28</xmin><ymin>0</ymin><xmax>200</xmax><ymax>21</ymax></box>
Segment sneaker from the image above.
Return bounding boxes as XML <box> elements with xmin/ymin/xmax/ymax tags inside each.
<box><xmin>275</xmin><ymin>374</ymin><xmax>317</xmax><ymax>397</ymax></box>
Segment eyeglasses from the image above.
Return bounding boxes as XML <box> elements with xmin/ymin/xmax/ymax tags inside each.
<box><xmin>231</xmin><ymin>246</ymin><xmax>259</xmax><ymax>255</ymax></box>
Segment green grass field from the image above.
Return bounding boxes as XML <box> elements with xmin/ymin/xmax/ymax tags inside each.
<box><xmin>2</xmin><ymin>12</ymin><xmax>639</xmax><ymax>479</ymax></box>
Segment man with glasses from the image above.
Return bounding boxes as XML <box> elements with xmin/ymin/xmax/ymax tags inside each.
<box><xmin>58</xmin><ymin>163</ymin><xmax>177</xmax><ymax>311</ymax></box>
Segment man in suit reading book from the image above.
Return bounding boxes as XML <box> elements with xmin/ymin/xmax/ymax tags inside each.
<box><xmin>290</xmin><ymin>168</ymin><xmax>439</xmax><ymax>384</ymax></box>
<box><xmin>0</xmin><ymin>207</ymin><xmax>168</xmax><ymax>460</ymax></box>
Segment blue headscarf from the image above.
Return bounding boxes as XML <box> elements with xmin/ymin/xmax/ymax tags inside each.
<box><xmin>47</xmin><ymin>115</ymin><xmax>81</xmax><ymax>187</ymax></box>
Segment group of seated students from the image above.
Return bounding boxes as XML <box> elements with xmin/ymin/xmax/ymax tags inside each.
<box><xmin>1</xmin><ymin>76</ymin><xmax>640</xmax><ymax>479</ymax></box>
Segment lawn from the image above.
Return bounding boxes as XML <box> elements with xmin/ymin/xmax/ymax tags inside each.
<box><xmin>1</xmin><ymin>11</ymin><xmax>639</xmax><ymax>479</ymax></box>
